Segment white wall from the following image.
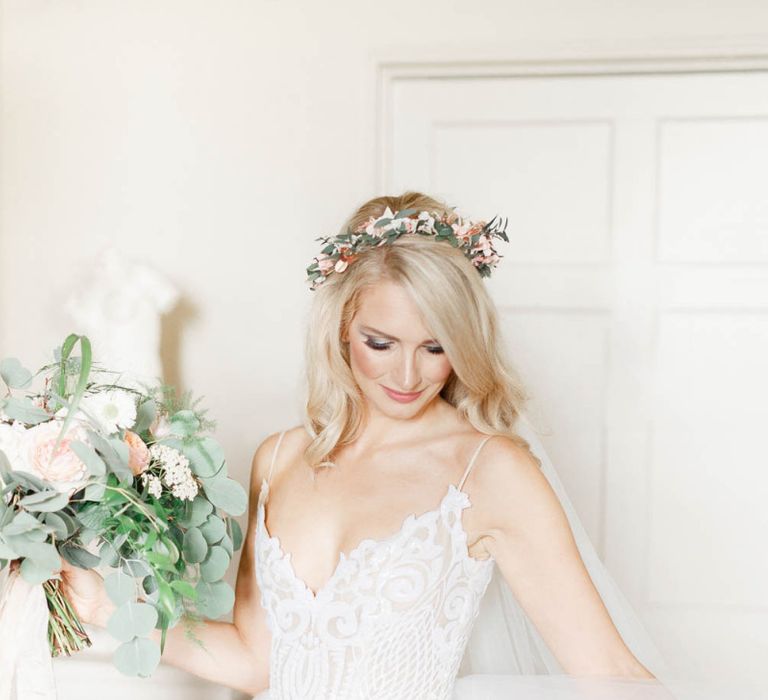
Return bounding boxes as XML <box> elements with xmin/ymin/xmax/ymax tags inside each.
<box><xmin>2</xmin><ymin>0</ymin><xmax>768</xmax><ymax>695</ymax></box>
<box><xmin>3</xmin><ymin>0</ymin><xmax>768</xmax><ymax>490</ymax></box>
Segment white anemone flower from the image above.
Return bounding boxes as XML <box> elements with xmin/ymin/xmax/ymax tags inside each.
<box><xmin>81</xmin><ymin>390</ymin><xmax>137</xmax><ymax>434</ymax></box>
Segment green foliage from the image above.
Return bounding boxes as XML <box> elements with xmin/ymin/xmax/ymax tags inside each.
<box><xmin>3</xmin><ymin>397</ymin><xmax>50</xmax><ymax>425</ymax></box>
<box><xmin>199</xmin><ymin>514</ymin><xmax>226</xmax><ymax>545</ymax></box>
<box><xmin>0</xmin><ymin>358</ymin><xmax>33</xmax><ymax>389</ymax></box>
<box><xmin>182</xmin><ymin>527</ymin><xmax>207</xmax><ymax>564</ymax></box>
<box><xmin>108</xmin><ymin>601</ymin><xmax>157</xmax><ymax>642</ymax></box>
<box><xmin>19</xmin><ymin>490</ymin><xmax>70</xmax><ymax>513</ymax></box>
<box><xmin>178</xmin><ymin>496</ymin><xmax>213</xmax><ymax>528</ymax></box>
<box><xmin>169</xmin><ymin>410</ymin><xmax>200</xmax><ymax>438</ymax></box>
<box><xmin>133</xmin><ymin>398</ymin><xmax>157</xmax><ymax>435</ymax></box>
<box><xmin>200</xmin><ymin>546</ymin><xmax>229</xmax><ymax>583</ymax></box>
<box><xmin>60</xmin><ymin>543</ymin><xmax>101</xmax><ymax>569</ymax></box>
<box><xmin>195</xmin><ymin>580</ymin><xmax>235</xmax><ymax>618</ymax></box>
<box><xmin>88</xmin><ymin>432</ymin><xmax>132</xmax><ymax>484</ymax></box>
<box><xmin>202</xmin><ymin>477</ymin><xmax>247</xmax><ymax>516</ymax></box>
<box><xmin>113</xmin><ymin>636</ymin><xmax>161</xmax><ymax>677</ymax></box>
<box><xmin>70</xmin><ymin>441</ymin><xmax>107</xmax><ymax>477</ymax></box>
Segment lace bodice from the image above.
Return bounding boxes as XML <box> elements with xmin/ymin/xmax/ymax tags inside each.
<box><xmin>254</xmin><ymin>432</ymin><xmax>496</xmax><ymax>700</ymax></box>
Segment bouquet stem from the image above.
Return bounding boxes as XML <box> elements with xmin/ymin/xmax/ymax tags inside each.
<box><xmin>43</xmin><ymin>578</ymin><xmax>92</xmax><ymax>657</ymax></box>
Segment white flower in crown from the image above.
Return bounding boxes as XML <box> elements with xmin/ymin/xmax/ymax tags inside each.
<box><xmin>81</xmin><ymin>389</ymin><xmax>137</xmax><ymax>434</ymax></box>
<box><xmin>417</xmin><ymin>211</ymin><xmax>436</xmax><ymax>230</ymax></box>
<box><xmin>365</xmin><ymin>206</ymin><xmax>399</xmax><ymax>237</ymax></box>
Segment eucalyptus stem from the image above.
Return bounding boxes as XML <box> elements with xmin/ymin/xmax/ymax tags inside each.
<box><xmin>43</xmin><ymin>578</ymin><xmax>92</xmax><ymax>657</ymax></box>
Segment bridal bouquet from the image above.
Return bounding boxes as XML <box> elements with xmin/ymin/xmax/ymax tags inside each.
<box><xmin>0</xmin><ymin>334</ymin><xmax>247</xmax><ymax>680</ymax></box>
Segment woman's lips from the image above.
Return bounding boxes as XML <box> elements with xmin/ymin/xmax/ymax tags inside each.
<box><xmin>381</xmin><ymin>385</ymin><xmax>423</xmax><ymax>403</ymax></box>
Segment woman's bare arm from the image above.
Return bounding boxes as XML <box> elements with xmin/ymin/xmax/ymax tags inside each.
<box><xmin>468</xmin><ymin>436</ymin><xmax>655</xmax><ymax>679</ymax></box>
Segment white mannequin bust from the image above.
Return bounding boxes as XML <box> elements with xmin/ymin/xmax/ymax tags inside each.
<box><xmin>65</xmin><ymin>248</ymin><xmax>179</xmax><ymax>388</ymax></box>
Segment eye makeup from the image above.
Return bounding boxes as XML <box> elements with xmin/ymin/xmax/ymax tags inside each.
<box><xmin>362</xmin><ymin>335</ymin><xmax>444</xmax><ymax>355</ymax></box>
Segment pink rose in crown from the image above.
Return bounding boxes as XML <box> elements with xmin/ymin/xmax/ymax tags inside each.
<box><xmin>18</xmin><ymin>420</ymin><xmax>89</xmax><ymax>494</ymax></box>
<box><xmin>315</xmin><ymin>253</ymin><xmax>335</xmax><ymax>275</ymax></box>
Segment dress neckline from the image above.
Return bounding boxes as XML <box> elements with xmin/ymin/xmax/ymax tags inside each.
<box><xmin>256</xmin><ymin>479</ymin><xmax>490</xmax><ymax>603</ymax></box>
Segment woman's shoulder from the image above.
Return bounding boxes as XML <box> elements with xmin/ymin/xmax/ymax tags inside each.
<box><xmin>250</xmin><ymin>424</ymin><xmax>308</xmax><ymax>486</ymax></box>
<box><xmin>467</xmin><ymin>431</ymin><xmax>557</xmax><ymax>532</ymax></box>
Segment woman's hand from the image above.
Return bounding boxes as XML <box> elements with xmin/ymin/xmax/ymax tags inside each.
<box><xmin>57</xmin><ymin>558</ymin><xmax>115</xmax><ymax>628</ymax></box>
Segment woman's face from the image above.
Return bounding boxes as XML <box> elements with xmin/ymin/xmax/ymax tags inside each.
<box><xmin>345</xmin><ymin>280</ymin><xmax>453</xmax><ymax>419</ymax></box>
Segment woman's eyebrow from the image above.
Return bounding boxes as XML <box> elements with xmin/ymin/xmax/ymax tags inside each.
<box><xmin>360</xmin><ymin>325</ymin><xmax>438</xmax><ymax>344</ymax></box>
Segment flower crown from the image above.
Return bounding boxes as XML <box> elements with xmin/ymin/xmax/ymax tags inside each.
<box><xmin>305</xmin><ymin>206</ymin><xmax>509</xmax><ymax>290</ymax></box>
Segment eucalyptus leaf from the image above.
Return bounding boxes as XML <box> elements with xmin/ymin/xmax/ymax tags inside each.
<box><xmin>70</xmin><ymin>441</ymin><xmax>106</xmax><ymax>477</ymax></box>
<box><xmin>182</xmin><ymin>527</ymin><xmax>207</xmax><ymax>564</ymax></box>
<box><xmin>107</xmin><ymin>601</ymin><xmax>158</xmax><ymax>643</ymax></box>
<box><xmin>88</xmin><ymin>431</ymin><xmax>132</xmax><ymax>484</ymax></box>
<box><xmin>100</xmin><ymin>540</ymin><xmax>121</xmax><ymax>567</ymax></box>
<box><xmin>200</xmin><ymin>545</ymin><xmax>229</xmax><ymax>583</ymax></box>
<box><xmin>169</xmin><ymin>410</ymin><xmax>200</xmax><ymax>438</ymax></box>
<box><xmin>3</xmin><ymin>397</ymin><xmax>50</xmax><ymax>425</ymax></box>
<box><xmin>60</xmin><ymin>543</ymin><xmax>101</xmax><ymax>569</ymax></box>
<box><xmin>0</xmin><ymin>358</ymin><xmax>33</xmax><ymax>389</ymax></box>
<box><xmin>218</xmin><ymin>532</ymin><xmax>233</xmax><ymax>557</ymax></box>
<box><xmin>199</xmin><ymin>515</ymin><xmax>226</xmax><ymax>545</ymax></box>
<box><xmin>55</xmin><ymin>510</ymin><xmax>78</xmax><ymax>537</ymax></box>
<box><xmin>195</xmin><ymin>580</ymin><xmax>235</xmax><ymax>618</ymax></box>
<box><xmin>121</xmin><ymin>558</ymin><xmax>151</xmax><ymax>578</ymax></box>
<box><xmin>83</xmin><ymin>482</ymin><xmax>106</xmax><ymax>500</ymax></box>
<box><xmin>202</xmin><ymin>477</ymin><xmax>247</xmax><ymax>516</ymax></box>
<box><xmin>8</xmin><ymin>470</ymin><xmax>49</xmax><ymax>493</ymax></box>
<box><xmin>3</xmin><ymin>510</ymin><xmax>43</xmax><ymax>536</ymax></box>
<box><xmin>19</xmin><ymin>489</ymin><xmax>70</xmax><ymax>512</ymax></box>
<box><xmin>11</xmin><ymin>540</ymin><xmax>60</xmax><ymax>571</ymax></box>
<box><xmin>79</xmin><ymin>528</ymin><xmax>99</xmax><ymax>546</ymax></box>
<box><xmin>43</xmin><ymin>512</ymin><xmax>68</xmax><ymax>539</ymax></box>
<box><xmin>20</xmin><ymin>557</ymin><xmax>55</xmax><ymax>585</ymax></box>
<box><xmin>113</xmin><ymin>636</ymin><xmax>161</xmax><ymax>678</ymax></box>
<box><xmin>178</xmin><ymin>496</ymin><xmax>213</xmax><ymax>528</ymax></box>
<box><xmin>0</xmin><ymin>537</ymin><xmax>18</xmax><ymax>559</ymax></box>
<box><xmin>0</xmin><ymin>504</ymin><xmax>11</xmax><ymax>530</ymax></box>
<box><xmin>105</xmin><ymin>571</ymin><xmax>136</xmax><ymax>606</ymax></box>
<box><xmin>133</xmin><ymin>399</ymin><xmax>157</xmax><ymax>434</ymax></box>
<box><xmin>229</xmin><ymin>518</ymin><xmax>243</xmax><ymax>551</ymax></box>
<box><xmin>178</xmin><ymin>437</ymin><xmax>227</xmax><ymax>479</ymax></box>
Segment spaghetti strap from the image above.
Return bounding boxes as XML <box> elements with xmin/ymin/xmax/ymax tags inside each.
<box><xmin>267</xmin><ymin>430</ymin><xmax>287</xmax><ymax>484</ymax></box>
<box><xmin>457</xmin><ymin>435</ymin><xmax>494</xmax><ymax>492</ymax></box>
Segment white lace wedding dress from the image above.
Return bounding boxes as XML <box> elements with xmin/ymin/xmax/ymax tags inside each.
<box><xmin>252</xmin><ymin>428</ymin><xmax>766</xmax><ymax>700</ymax></box>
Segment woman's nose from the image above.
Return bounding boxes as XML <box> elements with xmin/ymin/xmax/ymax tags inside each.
<box><xmin>392</xmin><ymin>350</ymin><xmax>421</xmax><ymax>391</ymax></box>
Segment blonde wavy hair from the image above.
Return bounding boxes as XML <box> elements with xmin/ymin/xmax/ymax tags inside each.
<box><xmin>301</xmin><ymin>191</ymin><xmax>539</xmax><ymax>469</ymax></box>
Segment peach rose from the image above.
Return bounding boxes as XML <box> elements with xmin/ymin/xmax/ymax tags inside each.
<box><xmin>19</xmin><ymin>420</ymin><xmax>88</xmax><ymax>494</ymax></box>
<box><xmin>123</xmin><ymin>430</ymin><xmax>150</xmax><ymax>476</ymax></box>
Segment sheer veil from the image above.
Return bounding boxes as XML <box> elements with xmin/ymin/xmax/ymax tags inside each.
<box><xmin>456</xmin><ymin>409</ymin><xmax>676</xmax><ymax>696</ymax></box>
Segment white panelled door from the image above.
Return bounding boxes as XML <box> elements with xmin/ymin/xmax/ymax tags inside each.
<box><xmin>383</xmin><ymin>69</ymin><xmax>768</xmax><ymax>685</ymax></box>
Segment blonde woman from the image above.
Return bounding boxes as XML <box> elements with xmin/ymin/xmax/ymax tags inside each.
<box><xmin>61</xmin><ymin>192</ymin><xmax>678</xmax><ymax>699</ymax></box>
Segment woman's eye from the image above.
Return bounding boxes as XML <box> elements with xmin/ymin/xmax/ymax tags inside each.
<box><xmin>364</xmin><ymin>339</ymin><xmax>391</xmax><ymax>351</ymax></box>
<box><xmin>426</xmin><ymin>346</ymin><xmax>445</xmax><ymax>355</ymax></box>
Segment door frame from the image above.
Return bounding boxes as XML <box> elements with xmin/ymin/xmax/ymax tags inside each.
<box><xmin>374</xmin><ymin>36</ymin><xmax>768</xmax><ymax>190</ymax></box>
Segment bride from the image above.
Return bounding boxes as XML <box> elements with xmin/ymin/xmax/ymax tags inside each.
<box><xmin>62</xmin><ymin>192</ymin><xmax>680</xmax><ymax>699</ymax></box>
